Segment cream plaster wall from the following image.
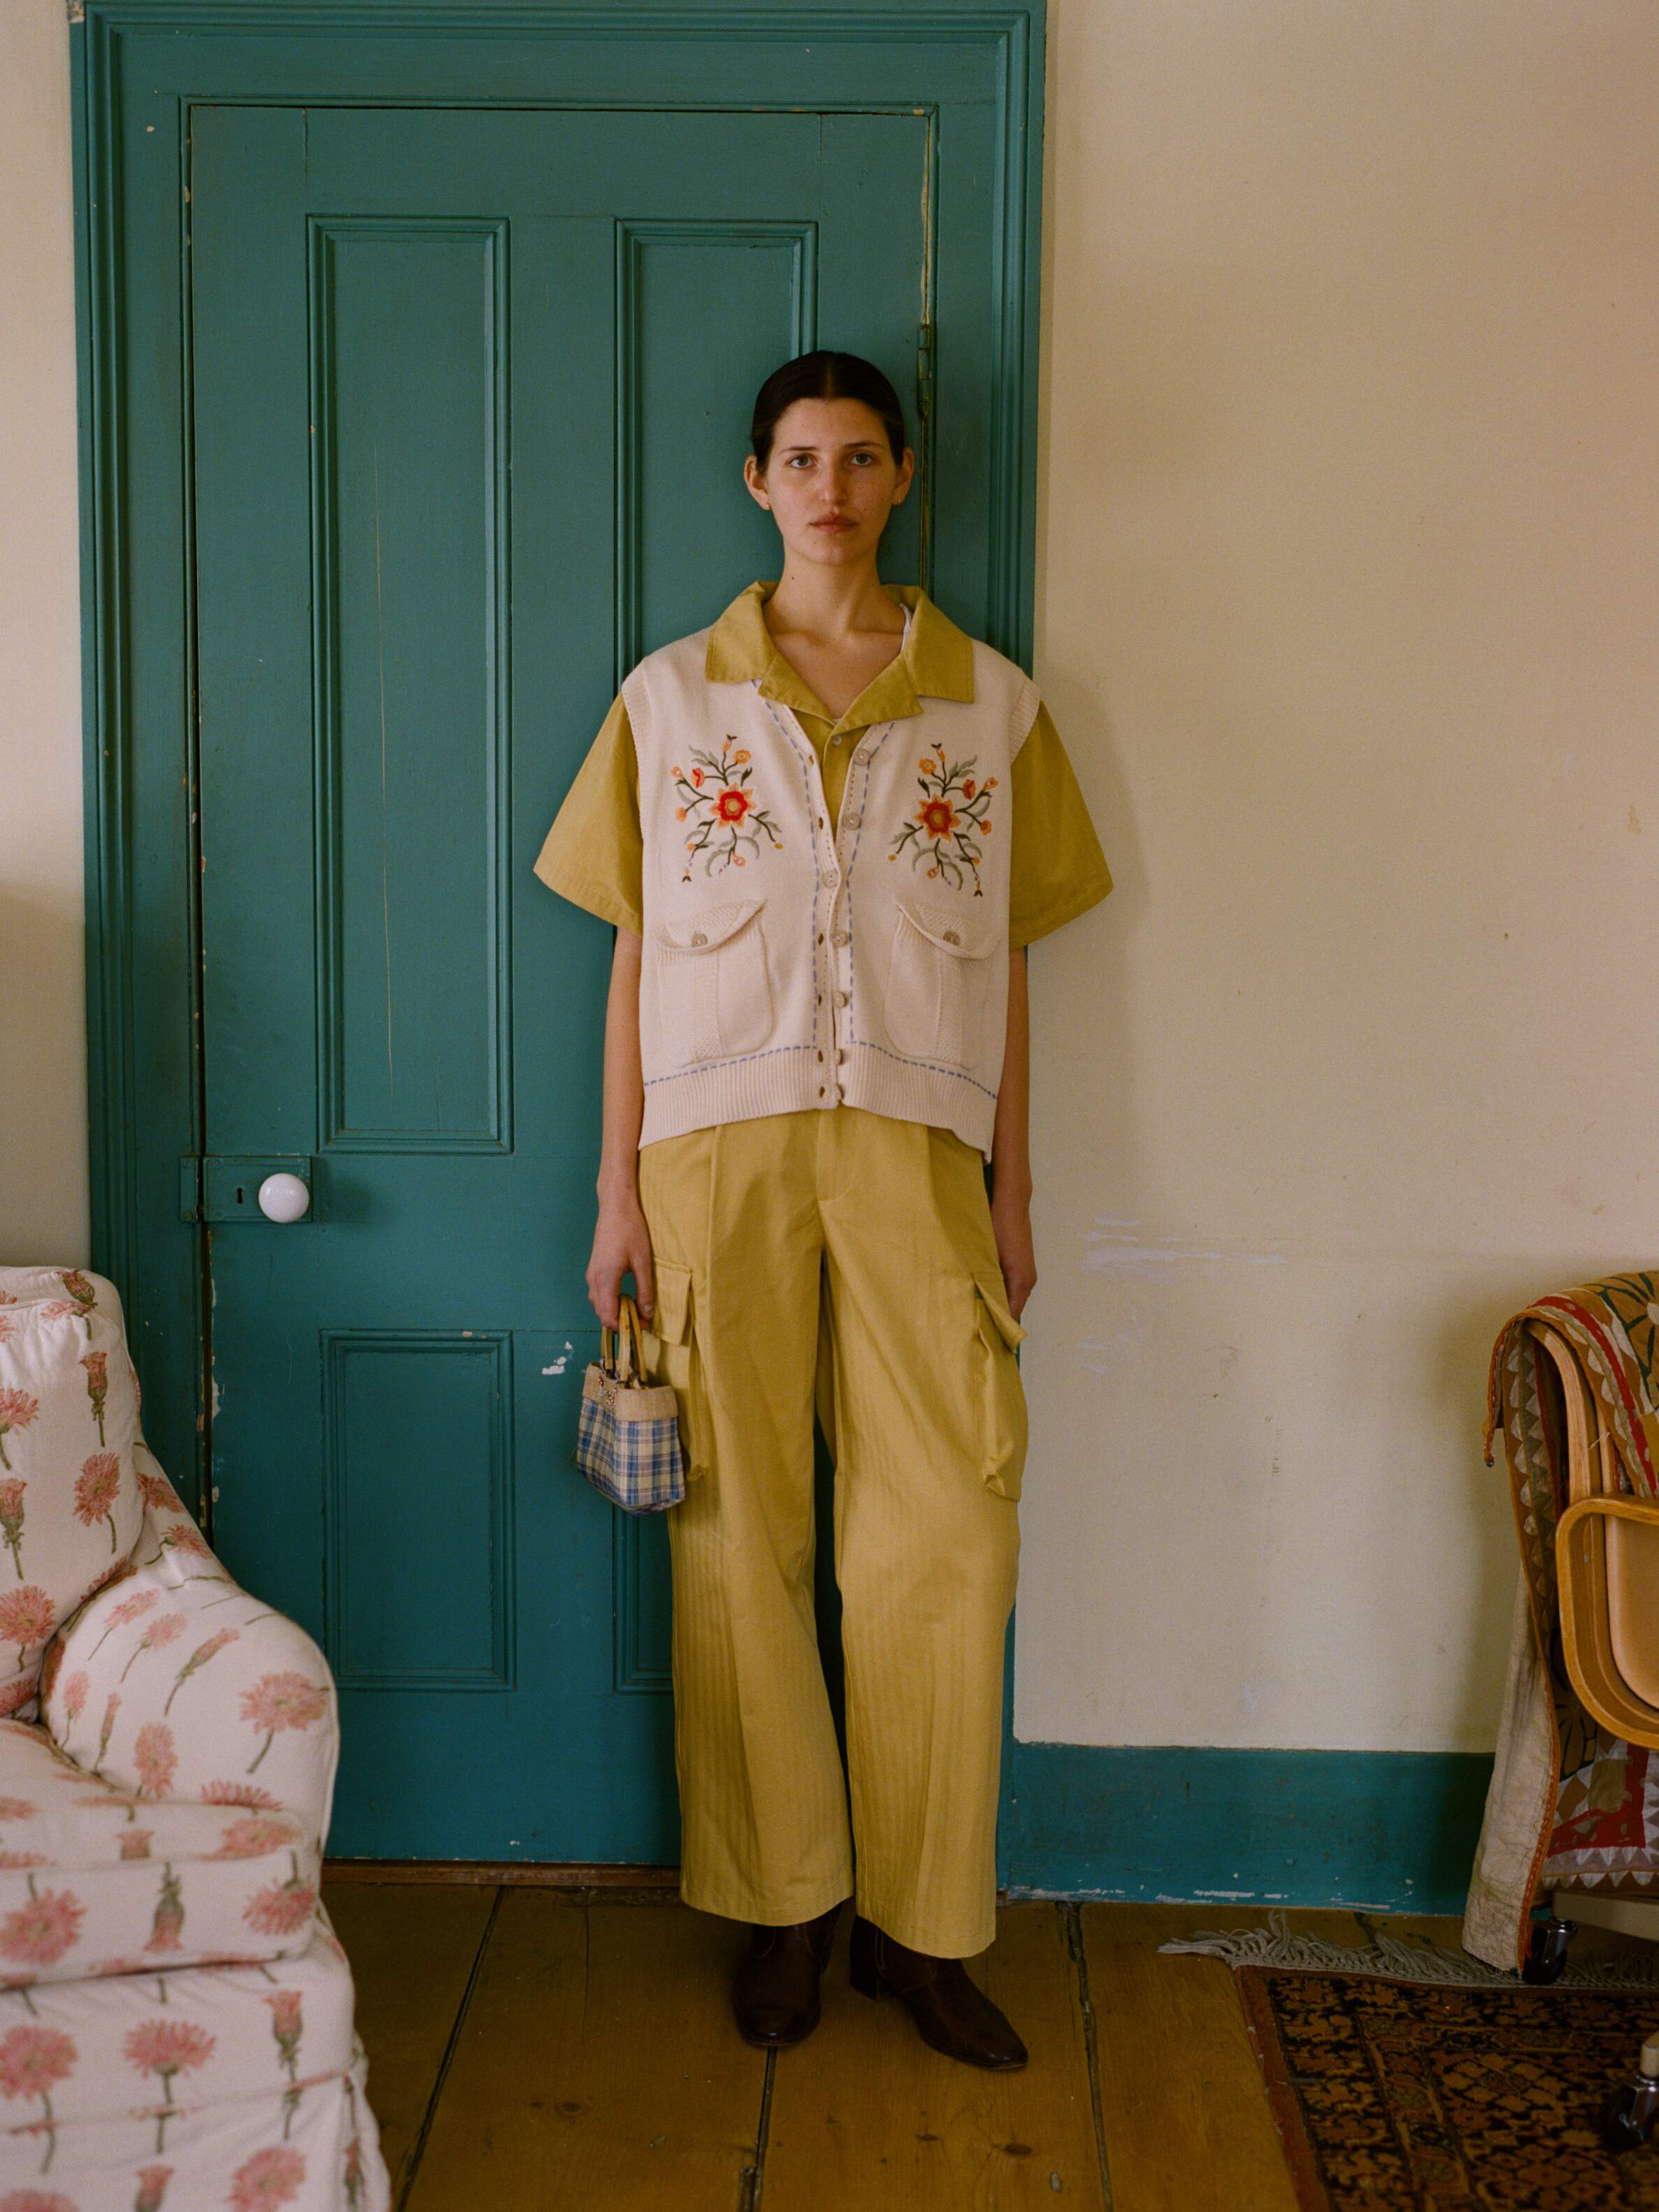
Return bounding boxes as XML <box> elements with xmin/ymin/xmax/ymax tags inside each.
<box><xmin>1021</xmin><ymin>0</ymin><xmax>1659</xmax><ymax>1751</ymax></box>
<box><xmin>1</xmin><ymin>0</ymin><xmax>88</xmax><ymax>1269</ymax></box>
<box><xmin>6</xmin><ymin>1</ymin><xmax>1656</xmax><ymax>1757</ymax></box>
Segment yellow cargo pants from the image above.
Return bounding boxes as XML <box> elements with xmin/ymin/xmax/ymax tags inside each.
<box><xmin>635</xmin><ymin>1103</ymin><xmax>1028</xmax><ymax>1960</ymax></box>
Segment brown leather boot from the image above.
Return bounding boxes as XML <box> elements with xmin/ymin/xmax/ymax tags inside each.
<box><xmin>731</xmin><ymin>1900</ymin><xmax>844</xmax><ymax>2048</ymax></box>
<box><xmin>848</xmin><ymin>1914</ymin><xmax>1028</xmax><ymax>2069</ymax></box>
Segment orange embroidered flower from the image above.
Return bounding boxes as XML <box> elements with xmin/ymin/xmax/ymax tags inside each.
<box><xmin>889</xmin><ymin>750</ymin><xmax>995</xmax><ymax>894</ymax></box>
<box><xmin>672</xmin><ymin>735</ymin><xmax>783</xmax><ymax>881</ymax></box>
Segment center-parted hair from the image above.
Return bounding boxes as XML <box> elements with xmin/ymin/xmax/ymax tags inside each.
<box><xmin>749</xmin><ymin>350</ymin><xmax>910</xmax><ymax>471</ymax></box>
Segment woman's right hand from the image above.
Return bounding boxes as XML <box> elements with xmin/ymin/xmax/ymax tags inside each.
<box><xmin>587</xmin><ymin>1188</ymin><xmax>656</xmax><ymax>1330</ymax></box>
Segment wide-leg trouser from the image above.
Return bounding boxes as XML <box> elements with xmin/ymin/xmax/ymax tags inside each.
<box><xmin>635</xmin><ymin>1104</ymin><xmax>1028</xmax><ymax>1960</ymax></box>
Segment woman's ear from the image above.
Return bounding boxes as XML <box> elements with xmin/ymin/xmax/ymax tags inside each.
<box><xmin>742</xmin><ymin>454</ymin><xmax>772</xmax><ymax>510</ymax></box>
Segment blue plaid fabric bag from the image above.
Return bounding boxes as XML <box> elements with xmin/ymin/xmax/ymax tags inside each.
<box><xmin>574</xmin><ymin>1293</ymin><xmax>687</xmax><ymax>1514</ymax></box>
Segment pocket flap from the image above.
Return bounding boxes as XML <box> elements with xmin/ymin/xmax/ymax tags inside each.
<box><xmin>898</xmin><ymin>899</ymin><xmax>999</xmax><ymax>961</ymax></box>
<box><xmin>647</xmin><ymin>1258</ymin><xmax>694</xmax><ymax>1345</ymax></box>
<box><xmin>972</xmin><ymin>1267</ymin><xmax>1026</xmax><ymax>1349</ymax></box>
<box><xmin>653</xmin><ymin>899</ymin><xmax>762</xmax><ymax>953</ymax></box>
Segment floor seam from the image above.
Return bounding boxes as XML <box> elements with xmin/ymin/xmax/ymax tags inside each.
<box><xmin>396</xmin><ymin>1882</ymin><xmax>507</xmax><ymax>2210</ymax></box>
<box><xmin>738</xmin><ymin>2045</ymin><xmax>777</xmax><ymax>2211</ymax></box>
<box><xmin>1062</xmin><ymin>1900</ymin><xmax>1116</xmax><ymax>2210</ymax></box>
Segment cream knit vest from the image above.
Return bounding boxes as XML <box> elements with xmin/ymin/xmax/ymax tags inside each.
<box><xmin>623</xmin><ymin>619</ymin><xmax>1039</xmax><ymax>1158</ymax></box>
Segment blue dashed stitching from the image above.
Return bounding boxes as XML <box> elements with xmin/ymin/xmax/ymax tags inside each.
<box><xmin>847</xmin><ymin>1038</ymin><xmax>1002</xmax><ymax>1101</ymax></box>
<box><xmin>845</xmin><ymin>720</ymin><xmax>897</xmax><ymax>1051</ymax></box>
<box><xmin>643</xmin><ymin>1043</ymin><xmax>815</xmax><ymax>1088</ymax></box>
<box><xmin>756</xmin><ymin>686</ymin><xmax>821</xmax><ymax>1059</ymax></box>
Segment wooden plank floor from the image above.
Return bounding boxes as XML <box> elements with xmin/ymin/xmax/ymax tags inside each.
<box><xmin>318</xmin><ymin>1879</ymin><xmax>1492</xmax><ymax>2211</ymax></box>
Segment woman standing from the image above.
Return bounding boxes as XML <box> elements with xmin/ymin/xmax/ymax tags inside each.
<box><xmin>534</xmin><ymin>350</ymin><xmax>1112</xmax><ymax>2067</ymax></box>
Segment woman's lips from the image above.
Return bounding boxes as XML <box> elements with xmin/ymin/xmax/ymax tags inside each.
<box><xmin>814</xmin><ymin>517</ymin><xmax>855</xmax><ymax>530</ymax></box>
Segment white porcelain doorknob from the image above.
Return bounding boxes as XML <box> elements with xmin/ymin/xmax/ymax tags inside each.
<box><xmin>257</xmin><ymin>1172</ymin><xmax>311</xmax><ymax>1223</ymax></box>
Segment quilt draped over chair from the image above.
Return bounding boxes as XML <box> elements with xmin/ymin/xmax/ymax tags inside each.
<box><xmin>1464</xmin><ymin>1273</ymin><xmax>1659</xmax><ymax>1973</ymax></box>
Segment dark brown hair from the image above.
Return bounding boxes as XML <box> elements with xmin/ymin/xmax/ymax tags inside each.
<box><xmin>749</xmin><ymin>350</ymin><xmax>910</xmax><ymax>470</ymax></box>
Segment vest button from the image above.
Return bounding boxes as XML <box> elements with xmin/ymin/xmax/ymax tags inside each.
<box><xmin>689</xmin><ymin>932</ymin><xmax>708</xmax><ymax>946</ymax></box>
<box><xmin>831</xmin><ymin>931</ymin><xmax>849</xmax><ymax>946</ymax></box>
<box><xmin>943</xmin><ymin>929</ymin><xmax>960</xmax><ymax>944</ymax></box>
<box><xmin>835</xmin><ymin>991</ymin><xmax>849</xmax><ymax>1007</ymax></box>
<box><xmin>842</xmin><ymin>812</ymin><xmax>860</xmax><ymax>830</ymax></box>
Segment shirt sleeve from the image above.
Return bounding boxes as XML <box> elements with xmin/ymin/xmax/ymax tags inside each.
<box><xmin>531</xmin><ymin>691</ymin><xmax>645</xmax><ymax>937</ymax></box>
<box><xmin>1006</xmin><ymin>698</ymin><xmax>1114</xmax><ymax>949</ymax></box>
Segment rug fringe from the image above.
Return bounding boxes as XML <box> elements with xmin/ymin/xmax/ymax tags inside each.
<box><xmin>1158</xmin><ymin>1910</ymin><xmax>1659</xmax><ymax>1990</ymax></box>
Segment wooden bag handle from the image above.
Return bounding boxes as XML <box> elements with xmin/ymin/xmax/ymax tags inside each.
<box><xmin>601</xmin><ymin>1293</ymin><xmax>649</xmax><ymax>1384</ymax></box>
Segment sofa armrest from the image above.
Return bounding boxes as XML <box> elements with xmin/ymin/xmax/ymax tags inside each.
<box><xmin>37</xmin><ymin>1441</ymin><xmax>340</xmax><ymax>1853</ymax></box>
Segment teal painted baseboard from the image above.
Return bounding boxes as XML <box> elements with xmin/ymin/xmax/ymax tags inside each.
<box><xmin>999</xmin><ymin>1742</ymin><xmax>1495</xmax><ymax>1916</ymax></box>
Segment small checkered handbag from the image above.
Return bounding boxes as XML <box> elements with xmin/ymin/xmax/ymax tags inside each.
<box><xmin>574</xmin><ymin>1292</ymin><xmax>687</xmax><ymax>1513</ymax></box>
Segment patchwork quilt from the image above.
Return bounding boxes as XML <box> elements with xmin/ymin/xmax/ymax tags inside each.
<box><xmin>1464</xmin><ymin>1273</ymin><xmax>1659</xmax><ymax>1971</ymax></box>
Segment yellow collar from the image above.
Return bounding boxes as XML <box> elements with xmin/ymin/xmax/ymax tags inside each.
<box><xmin>704</xmin><ymin>580</ymin><xmax>976</xmax><ymax>727</ymax></box>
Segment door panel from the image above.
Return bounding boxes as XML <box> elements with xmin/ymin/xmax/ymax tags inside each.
<box><xmin>190</xmin><ymin>104</ymin><xmax>926</xmax><ymax>1859</ymax></box>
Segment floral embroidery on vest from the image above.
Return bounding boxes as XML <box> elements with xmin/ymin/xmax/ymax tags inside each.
<box><xmin>672</xmin><ymin>736</ymin><xmax>784</xmax><ymax>881</ymax></box>
<box><xmin>887</xmin><ymin>754</ymin><xmax>998</xmax><ymax>896</ymax></box>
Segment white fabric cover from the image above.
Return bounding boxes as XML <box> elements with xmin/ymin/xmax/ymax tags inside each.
<box><xmin>0</xmin><ymin>1270</ymin><xmax>390</xmax><ymax>2210</ymax></box>
<box><xmin>0</xmin><ymin>1271</ymin><xmax>145</xmax><ymax>1721</ymax></box>
<box><xmin>0</xmin><ymin>1911</ymin><xmax>380</xmax><ymax>2208</ymax></box>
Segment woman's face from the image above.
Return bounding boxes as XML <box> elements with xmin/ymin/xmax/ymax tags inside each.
<box><xmin>744</xmin><ymin>396</ymin><xmax>914</xmax><ymax>569</ymax></box>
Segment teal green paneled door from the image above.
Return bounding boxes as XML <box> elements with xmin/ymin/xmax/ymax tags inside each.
<box><xmin>189</xmin><ymin>107</ymin><xmax>926</xmax><ymax>1859</ymax></box>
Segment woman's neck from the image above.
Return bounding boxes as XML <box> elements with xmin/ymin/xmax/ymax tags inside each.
<box><xmin>762</xmin><ymin>559</ymin><xmax>905</xmax><ymax>645</ymax></box>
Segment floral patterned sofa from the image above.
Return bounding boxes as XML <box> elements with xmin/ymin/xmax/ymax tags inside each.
<box><xmin>0</xmin><ymin>1266</ymin><xmax>389</xmax><ymax>2211</ymax></box>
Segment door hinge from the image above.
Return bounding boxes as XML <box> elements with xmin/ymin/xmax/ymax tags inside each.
<box><xmin>917</xmin><ymin>322</ymin><xmax>935</xmax><ymax>423</ymax></box>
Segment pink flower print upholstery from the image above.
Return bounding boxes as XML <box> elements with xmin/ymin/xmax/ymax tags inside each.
<box><xmin>0</xmin><ymin>1272</ymin><xmax>144</xmax><ymax>1721</ymax></box>
<box><xmin>240</xmin><ymin>1676</ymin><xmax>331</xmax><ymax>1778</ymax></box>
<box><xmin>0</xmin><ymin>1911</ymin><xmax>385</xmax><ymax>2193</ymax></box>
<box><xmin>0</xmin><ymin>1267</ymin><xmax>387</xmax><ymax>2206</ymax></box>
<box><xmin>230</xmin><ymin>2146</ymin><xmax>310</xmax><ymax>2209</ymax></box>
<box><xmin>0</xmin><ymin>2020</ymin><xmax>77</xmax><ymax>2172</ymax></box>
<box><xmin>0</xmin><ymin>1723</ymin><xmax>316</xmax><ymax>1986</ymax></box>
<box><xmin>43</xmin><ymin>1456</ymin><xmax>338</xmax><ymax>1846</ymax></box>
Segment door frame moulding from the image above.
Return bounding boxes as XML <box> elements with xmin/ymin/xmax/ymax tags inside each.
<box><xmin>69</xmin><ymin>0</ymin><xmax>1046</xmax><ymax>1866</ymax></box>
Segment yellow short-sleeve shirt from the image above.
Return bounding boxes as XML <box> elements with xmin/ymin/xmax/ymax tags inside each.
<box><xmin>533</xmin><ymin>582</ymin><xmax>1113</xmax><ymax>950</ymax></box>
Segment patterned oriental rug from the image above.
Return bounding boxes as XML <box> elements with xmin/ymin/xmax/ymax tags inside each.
<box><xmin>1163</xmin><ymin>1922</ymin><xmax>1659</xmax><ymax>2210</ymax></box>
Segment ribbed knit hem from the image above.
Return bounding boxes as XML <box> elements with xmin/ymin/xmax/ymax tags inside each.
<box><xmin>840</xmin><ymin>1043</ymin><xmax>997</xmax><ymax>1158</ymax></box>
<box><xmin>640</xmin><ymin>1047</ymin><xmax>819</xmax><ymax>1146</ymax></box>
<box><xmin>638</xmin><ymin>1041</ymin><xmax>998</xmax><ymax>1156</ymax></box>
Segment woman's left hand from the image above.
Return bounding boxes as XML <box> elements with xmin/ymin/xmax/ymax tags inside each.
<box><xmin>990</xmin><ymin>1181</ymin><xmax>1036</xmax><ymax>1321</ymax></box>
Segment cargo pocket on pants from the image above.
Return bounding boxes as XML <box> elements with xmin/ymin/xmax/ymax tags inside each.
<box><xmin>640</xmin><ymin>1258</ymin><xmax>711</xmax><ymax>1481</ymax></box>
<box><xmin>971</xmin><ymin>1267</ymin><xmax>1028</xmax><ymax>1500</ymax></box>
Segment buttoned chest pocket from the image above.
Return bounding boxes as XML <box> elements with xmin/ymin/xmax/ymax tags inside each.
<box><xmin>652</xmin><ymin>898</ymin><xmax>774</xmax><ymax>1066</ymax></box>
<box><xmin>885</xmin><ymin>899</ymin><xmax>1000</xmax><ymax>1069</ymax></box>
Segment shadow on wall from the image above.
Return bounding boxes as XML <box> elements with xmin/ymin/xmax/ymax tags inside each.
<box><xmin>1</xmin><ymin>881</ymin><xmax>91</xmax><ymax>1267</ymax></box>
